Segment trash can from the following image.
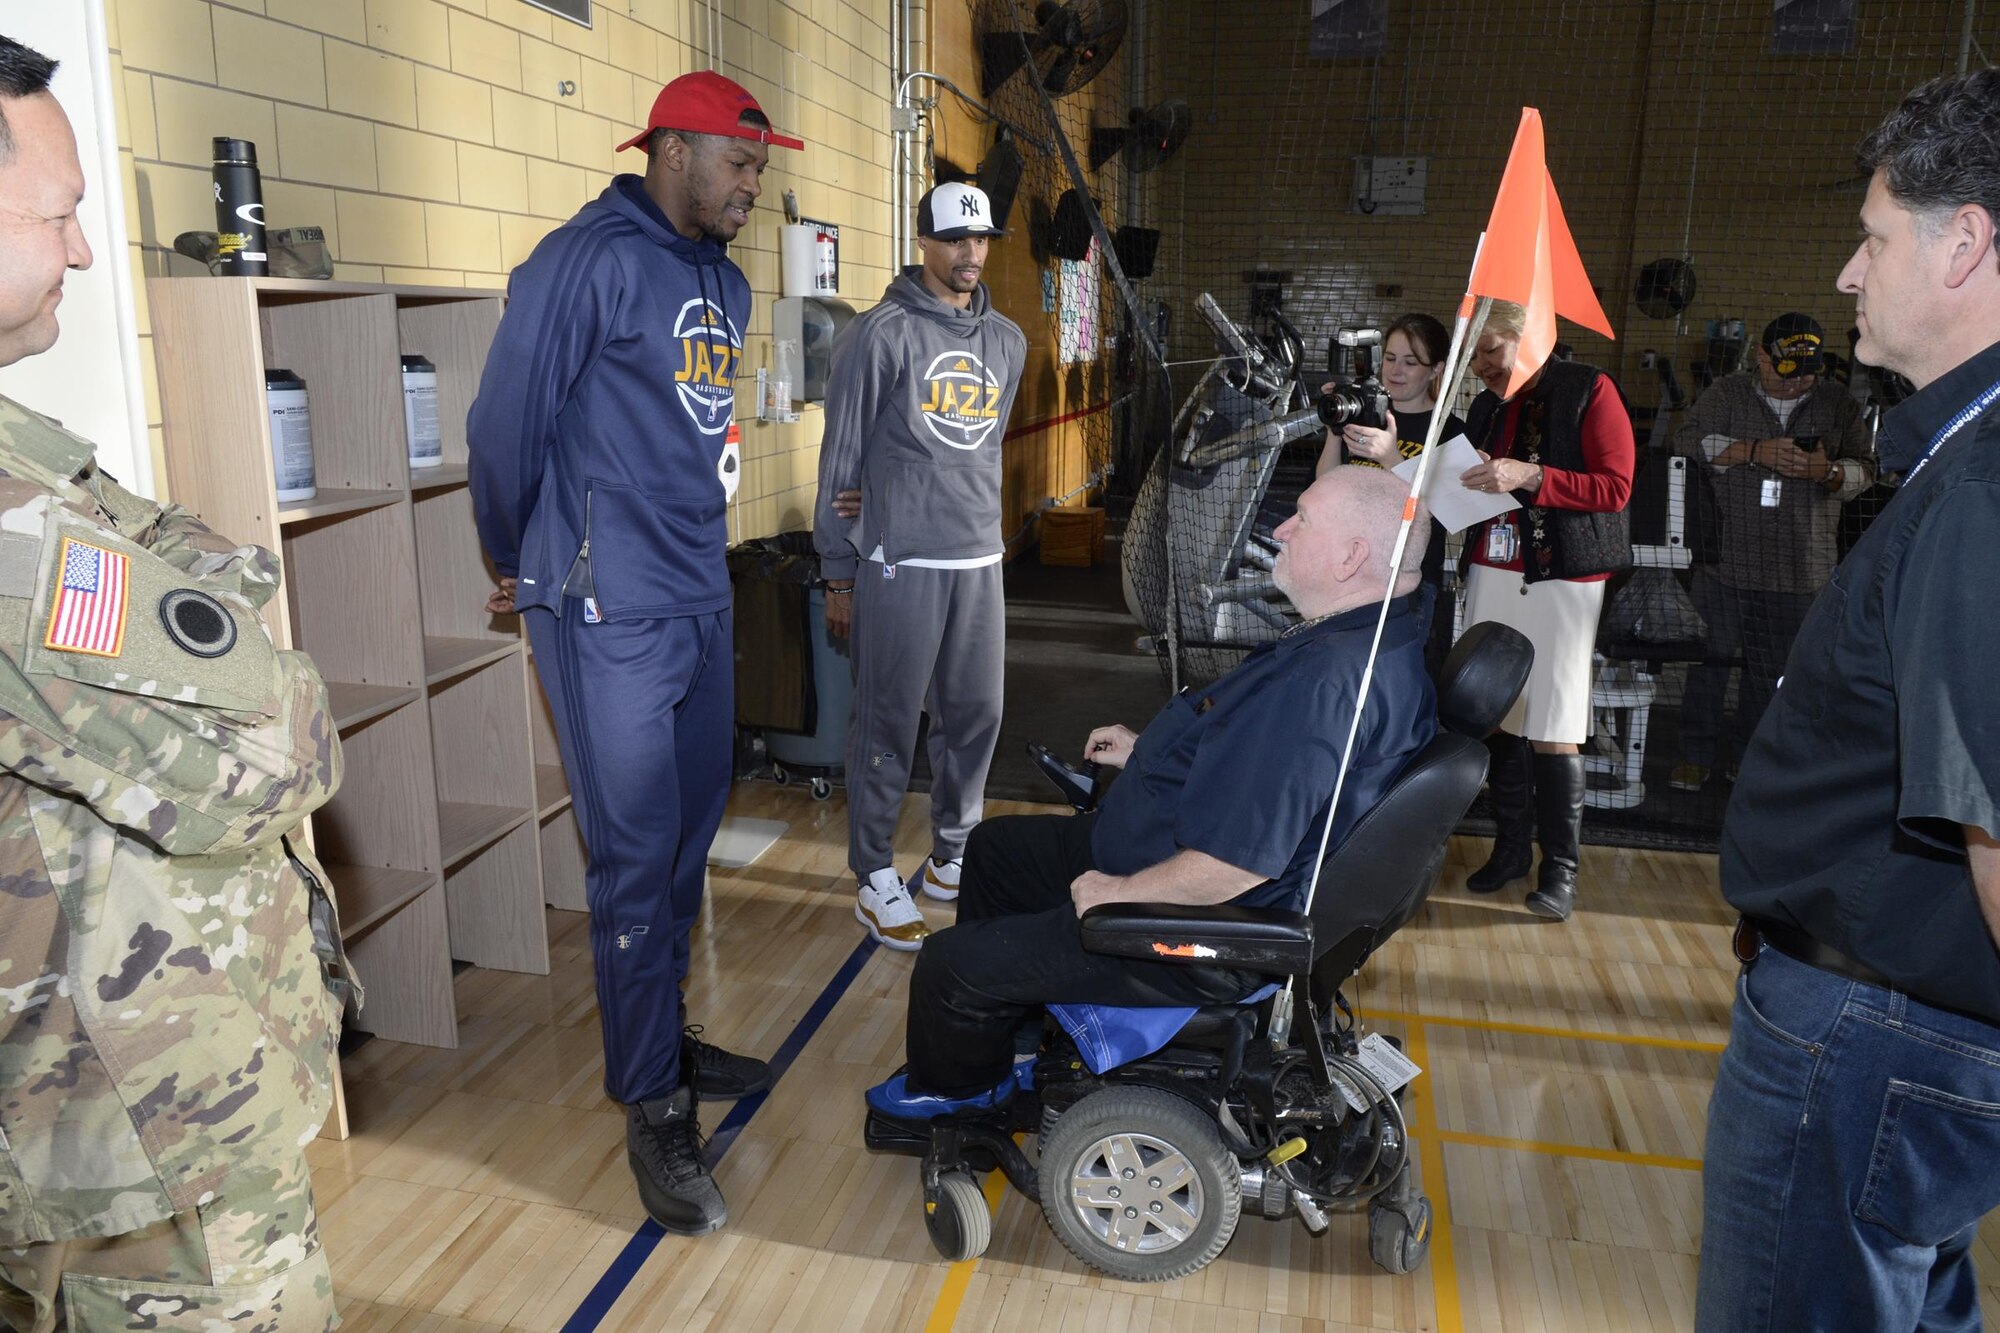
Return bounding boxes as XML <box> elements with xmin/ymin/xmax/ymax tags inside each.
<box><xmin>728</xmin><ymin>532</ymin><xmax>851</xmax><ymax>800</ymax></box>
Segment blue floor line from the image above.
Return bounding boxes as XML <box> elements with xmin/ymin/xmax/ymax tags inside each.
<box><xmin>557</xmin><ymin>935</ymin><xmax>881</xmax><ymax>1333</ymax></box>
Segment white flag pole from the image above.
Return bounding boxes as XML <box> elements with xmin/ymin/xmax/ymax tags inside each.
<box><xmin>1270</xmin><ymin>239</ymin><xmax>1498</xmax><ymax>1044</ymax></box>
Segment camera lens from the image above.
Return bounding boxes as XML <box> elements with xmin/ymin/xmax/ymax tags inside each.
<box><xmin>1317</xmin><ymin>386</ymin><xmax>1365</xmax><ymax>429</ymax></box>
<box><xmin>1317</xmin><ymin>384</ymin><xmax>1388</xmax><ymax>431</ymax></box>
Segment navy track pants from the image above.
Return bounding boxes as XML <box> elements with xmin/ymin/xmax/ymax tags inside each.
<box><xmin>525</xmin><ymin>605</ymin><xmax>732</xmax><ymax>1106</ymax></box>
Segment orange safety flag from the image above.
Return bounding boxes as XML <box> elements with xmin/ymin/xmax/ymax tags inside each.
<box><xmin>1463</xmin><ymin>109</ymin><xmax>1614</xmax><ymax>398</ymax></box>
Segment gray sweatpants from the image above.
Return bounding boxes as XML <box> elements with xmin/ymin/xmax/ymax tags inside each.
<box><xmin>846</xmin><ymin>561</ymin><xmax>1005</xmax><ymax>877</ymax></box>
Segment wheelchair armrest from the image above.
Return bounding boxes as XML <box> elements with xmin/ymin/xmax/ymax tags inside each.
<box><xmin>1078</xmin><ymin>902</ymin><xmax>1314</xmax><ymax>976</ymax></box>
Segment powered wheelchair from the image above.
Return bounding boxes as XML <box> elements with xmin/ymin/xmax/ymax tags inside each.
<box><xmin>863</xmin><ymin>620</ymin><xmax>1533</xmax><ymax>1282</ymax></box>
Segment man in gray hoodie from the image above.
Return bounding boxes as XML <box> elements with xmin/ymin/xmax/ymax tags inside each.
<box><xmin>813</xmin><ymin>182</ymin><xmax>1028</xmax><ymax>950</ymax></box>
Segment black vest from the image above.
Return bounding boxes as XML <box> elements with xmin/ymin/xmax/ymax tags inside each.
<box><xmin>1467</xmin><ymin>360</ymin><xmax>1632</xmax><ymax>583</ymax></box>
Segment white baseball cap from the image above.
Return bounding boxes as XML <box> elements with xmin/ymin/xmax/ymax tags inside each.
<box><xmin>917</xmin><ymin>182</ymin><xmax>1003</xmax><ymax>240</ymax></box>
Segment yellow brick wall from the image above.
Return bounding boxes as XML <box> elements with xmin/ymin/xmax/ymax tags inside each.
<box><xmin>108</xmin><ymin>0</ymin><xmax>896</xmax><ymax>541</ymax></box>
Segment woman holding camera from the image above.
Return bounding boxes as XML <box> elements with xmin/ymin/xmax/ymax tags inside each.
<box><xmin>1314</xmin><ymin>313</ymin><xmax>1464</xmax><ymax>622</ymax></box>
<box><xmin>1456</xmin><ymin>300</ymin><xmax>1635</xmax><ymax>923</ymax></box>
<box><xmin>1315</xmin><ymin>312</ymin><xmax>1465</xmax><ymax>473</ymax></box>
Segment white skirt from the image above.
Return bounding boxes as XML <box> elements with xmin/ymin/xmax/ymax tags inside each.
<box><xmin>1462</xmin><ymin>564</ymin><xmax>1606</xmax><ymax>744</ymax></box>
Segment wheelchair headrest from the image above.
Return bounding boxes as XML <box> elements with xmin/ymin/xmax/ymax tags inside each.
<box><xmin>1436</xmin><ymin>621</ymin><xmax>1534</xmax><ymax>739</ymax></box>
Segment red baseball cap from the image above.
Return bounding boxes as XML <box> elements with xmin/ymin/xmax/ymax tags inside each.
<box><xmin>616</xmin><ymin>71</ymin><xmax>804</xmax><ymax>153</ymax></box>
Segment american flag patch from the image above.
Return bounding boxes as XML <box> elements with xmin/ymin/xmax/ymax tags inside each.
<box><xmin>44</xmin><ymin>538</ymin><xmax>130</xmax><ymax>658</ymax></box>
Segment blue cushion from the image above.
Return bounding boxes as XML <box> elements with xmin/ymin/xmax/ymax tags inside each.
<box><xmin>1048</xmin><ymin>983</ymin><xmax>1282</xmax><ymax>1074</ymax></box>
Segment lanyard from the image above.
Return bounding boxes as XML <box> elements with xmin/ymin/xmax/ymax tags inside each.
<box><xmin>1903</xmin><ymin>375</ymin><xmax>2000</xmax><ymax>484</ymax></box>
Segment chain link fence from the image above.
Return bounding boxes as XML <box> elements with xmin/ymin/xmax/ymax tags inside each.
<box><xmin>1097</xmin><ymin>0</ymin><xmax>1993</xmax><ymax>849</ymax></box>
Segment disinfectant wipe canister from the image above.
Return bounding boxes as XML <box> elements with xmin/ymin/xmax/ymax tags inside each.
<box><xmin>212</xmin><ymin>137</ymin><xmax>268</xmax><ymax>277</ymax></box>
<box><xmin>265</xmin><ymin>368</ymin><xmax>315</xmax><ymax>501</ymax></box>
<box><xmin>402</xmin><ymin>354</ymin><xmax>442</xmax><ymax>469</ymax></box>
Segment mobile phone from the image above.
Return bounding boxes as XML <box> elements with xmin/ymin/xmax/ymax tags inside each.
<box><xmin>1794</xmin><ymin>435</ymin><xmax>1822</xmax><ymax>453</ymax></box>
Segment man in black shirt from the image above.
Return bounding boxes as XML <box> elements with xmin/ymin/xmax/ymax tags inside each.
<box><xmin>1696</xmin><ymin>70</ymin><xmax>2000</xmax><ymax>1332</ymax></box>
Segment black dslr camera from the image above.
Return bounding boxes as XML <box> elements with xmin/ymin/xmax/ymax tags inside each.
<box><xmin>1317</xmin><ymin>327</ymin><xmax>1391</xmax><ymax>431</ymax></box>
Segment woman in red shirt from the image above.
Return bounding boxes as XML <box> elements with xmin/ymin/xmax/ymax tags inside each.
<box><xmin>1456</xmin><ymin>301</ymin><xmax>1635</xmax><ymax>922</ymax></box>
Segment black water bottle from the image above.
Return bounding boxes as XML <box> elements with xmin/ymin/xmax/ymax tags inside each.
<box><xmin>211</xmin><ymin>137</ymin><xmax>268</xmax><ymax>276</ymax></box>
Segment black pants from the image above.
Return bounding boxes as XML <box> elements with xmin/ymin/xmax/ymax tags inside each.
<box><xmin>906</xmin><ymin>812</ymin><xmax>1257</xmax><ymax>1095</ymax></box>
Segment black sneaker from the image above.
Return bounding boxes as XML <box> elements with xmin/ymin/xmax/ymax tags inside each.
<box><xmin>683</xmin><ymin>1025</ymin><xmax>773</xmax><ymax>1099</ymax></box>
<box><xmin>626</xmin><ymin>1084</ymin><xmax>726</xmax><ymax>1235</ymax></box>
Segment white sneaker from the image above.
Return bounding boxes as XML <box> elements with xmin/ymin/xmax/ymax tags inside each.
<box><xmin>919</xmin><ymin>856</ymin><xmax>962</xmax><ymax>902</ymax></box>
<box><xmin>855</xmin><ymin>869</ymin><xmax>930</xmax><ymax>951</ymax></box>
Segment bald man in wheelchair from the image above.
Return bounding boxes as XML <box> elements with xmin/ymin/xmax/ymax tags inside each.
<box><xmin>867</xmin><ymin>466</ymin><xmax>1440</xmax><ymax>1117</ymax></box>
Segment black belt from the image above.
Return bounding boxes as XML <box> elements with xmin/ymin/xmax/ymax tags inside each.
<box><xmin>1733</xmin><ymin>916</ymin><xmax>1895</xmax><ymax>991</ymax></box>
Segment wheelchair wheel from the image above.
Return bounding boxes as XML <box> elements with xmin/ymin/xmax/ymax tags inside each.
<box><xmin>1036</xmin><ymin>1086</ymin><xmax>1240</xmax><ymax>1282</ymax></box>
<box><xmin>1367</xmin><ymin>1193</ymin><xmax>1432</xmax><ymax>1275</ymax></box>
<box><xmin>924</xmin><ymin>1169</ymin><xmax>991</xmax><ymax>1262</ymax></box>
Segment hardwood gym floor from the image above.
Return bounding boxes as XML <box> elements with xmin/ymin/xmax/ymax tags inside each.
<box><xmin>307</xmin><ymin>783</ymin><xmax>2000</xmax><ymax>1332</ymax></box>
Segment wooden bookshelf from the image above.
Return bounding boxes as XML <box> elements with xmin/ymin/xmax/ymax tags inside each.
<box><xmin>326</xmin><ymin>682</ymin><xmax>422</xmax><ymax>732</ymax></box>
<box><xmin>423</xmin><ymin>635</ymin><xmax>519</xmax><ymax>685</ymax></box>
<box><xmin>410</xmin><ymin>463</ymin><xmax>469</xmax><ymax>492</ymax></box>
<box><xmin>528</xmin><ymin>669</ymin><xmax>589</xmax><ymax>912</ymax></box>
<box><xmin>149</xmin><ymin>277</ymin><xmax>580</xmax><ymax>1082</ymax></box>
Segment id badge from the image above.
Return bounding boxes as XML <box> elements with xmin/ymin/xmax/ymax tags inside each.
<box><xmin>1760</xmin><ymin>477</ymin><xmax>1782</xmax><ymax>508</ymax></box>
<box><xmin>1484</xmin><ymin>521</ymin><xmax>1517</xmax><ymax>564</ymax></box>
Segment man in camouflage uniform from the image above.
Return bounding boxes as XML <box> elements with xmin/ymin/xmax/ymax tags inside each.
<box><xmin>0</xmin><ymin>37</ymin><xmax>348</xmax><ymax>1332</ymax></box>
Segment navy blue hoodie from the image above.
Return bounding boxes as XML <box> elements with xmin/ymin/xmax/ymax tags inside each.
<box><xmin>469</xmin><ymin>175</ymin><xmax>748</xmax><ymax>620</ymax></box>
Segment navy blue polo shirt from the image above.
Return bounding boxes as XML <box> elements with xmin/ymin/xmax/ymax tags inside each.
<box><xmin>1091</xmin><ymin>595</ymin><xmax>1437</xmax><ymax>911</ymax></box>
<box><xmin>1723</xmin><ymin>339</ymin><xmax>2000</xmax><ymax>1023</ymax></box>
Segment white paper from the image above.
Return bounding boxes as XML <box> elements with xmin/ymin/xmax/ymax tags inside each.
<box><xmin>1354</xmin><ymin>1031</ymin><xmax>1423</xmax><ymax>1096</ymax></box>
<box><xmin>1392</xmin><ymin>433</ymin><xmax>1521</xmax><ymax>535</ymax></box>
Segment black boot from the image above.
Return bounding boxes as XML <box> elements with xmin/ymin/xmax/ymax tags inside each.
<box><xmin>682</xmin><ymin>1024</ymin><xmax>773</xmax><ymax>1100</ymax></box>
<box><xmin>1467</xmin><ymin>732</ymin><xmax>1535</xmax><ymax>893</ymax></box>
<box><xmin>627</xmin><ymin>1084</ymin><xmax>727</xmax><ymax>1235</ymax></box>
<box><xmin>1526</xmin><ymin>752</ymin><xmax>1585</xmax><ymax>921</ymax></box>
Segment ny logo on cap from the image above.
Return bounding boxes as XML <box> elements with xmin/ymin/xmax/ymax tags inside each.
<box><xmin>960</xmin><ymin>194</ymin><xmax>982</xmax><ymax>218</ymax></box>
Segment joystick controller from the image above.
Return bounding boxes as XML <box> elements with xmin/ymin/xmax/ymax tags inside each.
<box><xmin>1027</xmin><ymin>742</ymin><xmax>1101</xmax><ymax>813</ymax></box>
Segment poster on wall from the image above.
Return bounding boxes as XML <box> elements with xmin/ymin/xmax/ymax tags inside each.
<box><xmin>800</xmin><ymin>217</ymin><xmax>841</xmax><ymax>294</ymax></box>
<box><xmin>1309</xmin><ymin>0</ymin><xmax>1388</xmax><ymax>59</ymax></box>
<box><xmin>1059</xmin><ymin>241</ymin><xmax>1101</xmax><ymax>364</ymax></box>
<box><xmin>1771</xmin><ymin>0</ymin><xmax>1855</xmax><ymax>53</ymax></box>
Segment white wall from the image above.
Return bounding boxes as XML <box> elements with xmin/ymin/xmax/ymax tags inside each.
<box><xmin>0</xmin><ymin>0</ymin><xmax>151</xmax><ymax>496</ymax></box>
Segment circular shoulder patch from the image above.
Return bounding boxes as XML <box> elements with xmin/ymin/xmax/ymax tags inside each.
<box><xmin>158</xmin><ymin>589</ymin><xmax>238</xmax><ymax>658</ymax></box>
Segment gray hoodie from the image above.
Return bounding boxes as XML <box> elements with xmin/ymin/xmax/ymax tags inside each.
<box><xmin>813</xmin><ymin>267</ymin><xmax>1028</xmax><ymax>581</ymax></box>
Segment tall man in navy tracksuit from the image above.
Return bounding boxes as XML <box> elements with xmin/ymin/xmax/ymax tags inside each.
<box><xmin>468</xmin><ymin>71</ymin><xmax>794</xmax><ymax>1237</ymax></box>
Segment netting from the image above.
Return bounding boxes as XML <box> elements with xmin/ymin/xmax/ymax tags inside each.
<box><xmin>1096</xmin><ymin>0</ymin><xmax>1997</xmax><ymax>851</ymax></box>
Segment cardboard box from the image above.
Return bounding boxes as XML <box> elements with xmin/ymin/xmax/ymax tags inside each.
<box><xmin>1039</xmin><ymin>506</ymin><xmax>1105</xmax><ymax>566</ymax></box>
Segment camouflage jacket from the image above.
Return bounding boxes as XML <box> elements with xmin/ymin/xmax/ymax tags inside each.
<box><xmin>0</xmin><ymin>395</ymin><xmax>347</xmax><ymax>1246</ymax></box>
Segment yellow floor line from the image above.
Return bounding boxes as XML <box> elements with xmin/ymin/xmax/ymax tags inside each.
<box><xmin>922</xmin><ymin>1154</ymin><xmax>1014</xmax><ymax>1333</ymax></box>
<box><xmin>1371</xmin><ymin>1008</ymin><xmax>1726</xmax><ymax>1053</ymax></box>
<box><xmin>1435</xmin><ymin>1128</ymin><xmax>1702</xmax><ymax>1171</ymax></box>
<box><xmin>1404</xmin><ymin>1020</ymin><xmax>1465</xmax><ymax>1333</ymax></box>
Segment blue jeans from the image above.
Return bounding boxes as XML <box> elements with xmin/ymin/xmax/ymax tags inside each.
<box><xmin>1697</xmin><ymin>944</ymin><xmax>2000</xmax><ymax>1332</ymax></box>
